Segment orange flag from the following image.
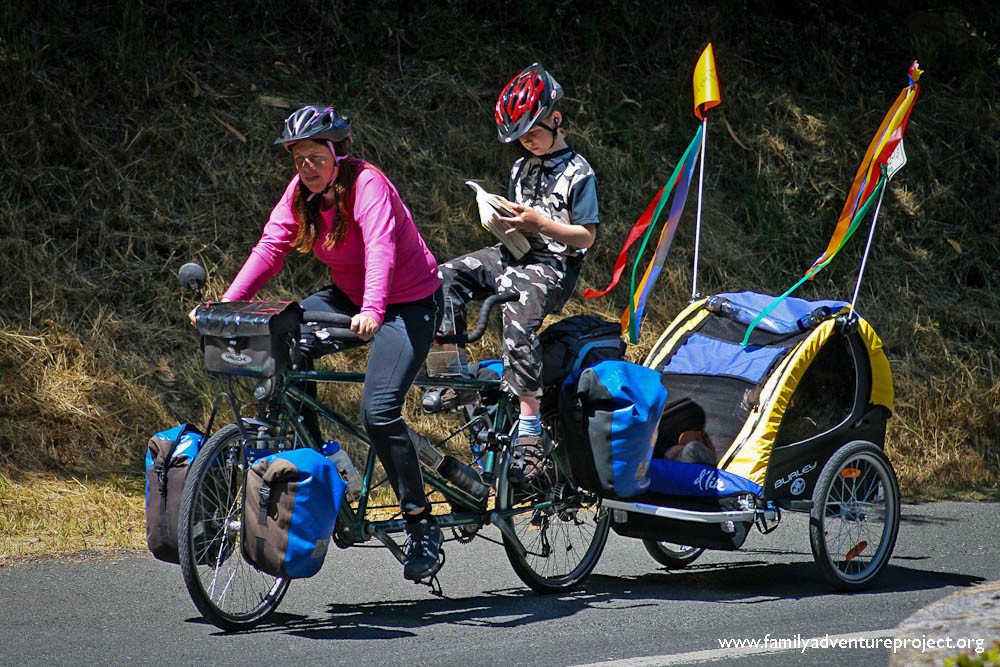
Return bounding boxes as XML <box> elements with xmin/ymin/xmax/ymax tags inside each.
<box><xmin>693</xmin><ymin>43</ymin><xmax>721</xmax><ymax>120</ymax></box>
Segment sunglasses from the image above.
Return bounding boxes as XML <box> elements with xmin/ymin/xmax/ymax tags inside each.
<box><xmin>293</xmin><ymin>153</ymin><xmax>346</xmax><ymax>170</ymax></box>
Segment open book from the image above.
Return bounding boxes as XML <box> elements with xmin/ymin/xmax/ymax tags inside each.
<box><xmin>465</xmin><ymin>180</ymin><xmax>531</xmax><ymax>260</ymax></box>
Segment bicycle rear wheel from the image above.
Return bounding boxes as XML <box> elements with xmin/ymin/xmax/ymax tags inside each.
<box><xmin>178</xmin><ymin>423</ymin><xmax>290</xmax><ymax>630</ymax></box>
<box><xmin>496</xmin><ymin>412</ymin><xmax>611</xmax><ymax>593</ymax></box>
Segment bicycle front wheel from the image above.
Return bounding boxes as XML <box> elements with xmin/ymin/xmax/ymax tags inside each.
<box><xmin>178</xmin><ymin>423</ymin><xmax>290</xmax><ymax>631</ymax></box>
<box><xmin>495</xmin><ymin>412</ymin><xmax>611</xmax><ymax>594</ymax></box>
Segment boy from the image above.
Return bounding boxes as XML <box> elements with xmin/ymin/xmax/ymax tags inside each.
<box><xmin>433</xmin><ymin>63</ymin><xmax>599</xmax><ymax>480</ymax></box>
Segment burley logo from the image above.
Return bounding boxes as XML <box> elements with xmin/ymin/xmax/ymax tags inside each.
<box><xmin>774</xmin><ymin>461</ymin><xmax>817</xmax><ymax>490</ymax></box>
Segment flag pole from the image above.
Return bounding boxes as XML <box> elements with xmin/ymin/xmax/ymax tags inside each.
<box><xmin>691</xmin><ymin>116</ymin><xmax>707</xmax><ymax>300</ymax></box>
<box><xmin>849</xmin><ymin>168</ymin><xmax>888</xmax><ymax>314</ymax></box>
<box><xmin>690</xmin><ymin>43</ymin><xmax>720</xmax><ymax>301</ymax></box>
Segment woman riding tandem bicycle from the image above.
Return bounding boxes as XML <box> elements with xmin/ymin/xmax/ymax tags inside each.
<box><xmin>179</xmin><ymin>103</ymin><xmax>613</xmax><ymax>630</ymax></box>
<box><xmin>191</xmin><ymin>105</ymin><xmax>447</xmax><ymax>581</ymax></box>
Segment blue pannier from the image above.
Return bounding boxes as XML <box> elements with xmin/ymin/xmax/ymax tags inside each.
<box><xmin>560</xmin><ymin>360</ymin><xmax>669</xmax><ymax>498</ymax></box>
<box><xmin>145</xmin><ymin>424</ymin><xmax>204</xmax><ymax>563</ymax></box>
<box><xmin>242</xmin><ymin>448</ymin><xmax>346</xmax><ymax>579</ymax></box>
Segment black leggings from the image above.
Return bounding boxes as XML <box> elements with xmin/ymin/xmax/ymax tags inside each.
<box><xmin>299</xmin><ymin>284</ymin><xmax>444</xmax><ymax>514</ymax></box>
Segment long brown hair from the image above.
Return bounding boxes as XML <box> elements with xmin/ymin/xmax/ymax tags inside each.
<box><xmin>290</xmin><ymin>140</ymin><xmax>364</xmax><ymax>253</ymax></box>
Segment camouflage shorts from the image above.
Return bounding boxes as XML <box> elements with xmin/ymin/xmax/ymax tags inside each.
<box><xmin>439</xmin><ymin>246</ymin><xmax>567</xmax><ymax>397</ymax></box>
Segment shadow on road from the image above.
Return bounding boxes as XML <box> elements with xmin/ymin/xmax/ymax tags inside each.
<box><xmin>210</xmin><ymin>585</ymin><xmax>617</xmax><ymax>639</ymax></box>
<box><xmin>585</xmin><ymin>560</ymin><xmax>986</xmax><ymax>604</ymax></box>
<box><xmin>204</xmin><ymin>560</ymin><xmax>985</xmax><ymax>638</ymax></box>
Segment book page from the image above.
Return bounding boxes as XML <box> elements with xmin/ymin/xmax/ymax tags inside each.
<box><xmin>465</xmin><ymin>181</ymin><xmax>531</xmax><ymax>259</ymax></box>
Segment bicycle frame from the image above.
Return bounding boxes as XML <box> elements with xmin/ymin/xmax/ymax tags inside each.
<box><xmin>223</xmin><ymin>366</ymin><xmax>538</xmax><ymax>561</ymax></box>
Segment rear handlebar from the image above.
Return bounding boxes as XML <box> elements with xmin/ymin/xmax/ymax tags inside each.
<box><xmin>302</xmin><ymin>311</ymin><xmax>360</xmax><ymax>342</ymax></box>
<box><xmin>304</xmin><ymin>291</ymin><xmax>518</xmax><ymax>345</ymax></box>
<box><xmin>437</xmin><ymin>293</ymin><xmax>518</xmax><ymax>345</ymax></box>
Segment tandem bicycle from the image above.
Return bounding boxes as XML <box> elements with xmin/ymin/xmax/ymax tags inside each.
<box><xmin>175</xmin><ymin>263</ymin><xmax>611</xmax><ymax>631</ymax></box>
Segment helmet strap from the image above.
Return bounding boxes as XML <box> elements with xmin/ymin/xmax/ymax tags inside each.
<box><xmin>535</xmin><ymin>121</ymin><xmax>559</xmax><ymax>149</ymax></box>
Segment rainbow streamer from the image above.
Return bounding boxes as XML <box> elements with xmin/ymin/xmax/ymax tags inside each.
<box><xmin>740</xmin><ymin>173</ymin><xmax>887</xmax><ymax>346</ymax></box>
<box><xmin>809</xmin><ymin>61</ymin><xmax>922</xmax><ymax>275</ymax></box>
<box><xmin>621</xmin><ymin>125</ymin><xmax>704</xmax><ymax>343</ymax></box>
<box><xmin>740</xmin><ymin>61</ymin><xmax>923</xmax><ymax>346</ymax></box>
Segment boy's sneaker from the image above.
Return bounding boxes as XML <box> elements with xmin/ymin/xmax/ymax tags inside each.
<box><xmin>402</xmin><ymin>518</ymin><xmax>444</xmax><ymax>581</ymax></box>
<box><xmin>509</xmin><ymin>431</ymin><xmax>553</xmax><ymax>485</ymax></box>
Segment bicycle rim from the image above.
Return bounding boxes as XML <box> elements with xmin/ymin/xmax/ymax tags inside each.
<box><xmin>178</xmin><ymin>424</ymin><xmax>290</xmax><ymax>631</ymax></box>
<box><xmin>497</xmin><ymin>415</ymin><xmax>610</xmax><ymax>593</ymax></box>
<box><xmin>812</xmin><ymin>442</ymin><xmax>899</xmax><ymax>589</ymax></box>
<box><xmin>642</xmin><ymin>540</ymin><xmax>705</xmax><ymax>568</ymax></box>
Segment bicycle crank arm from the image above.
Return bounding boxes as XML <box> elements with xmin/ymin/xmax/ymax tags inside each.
<box><xmin>371</xmin><ymin>528</ymin><xmax>407</xmax><ymax>564</ymax></box>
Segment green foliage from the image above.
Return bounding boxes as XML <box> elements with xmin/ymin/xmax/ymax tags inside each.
<box><xmin>1</xmin><ymin>0</ymin><xmax>998</xmax><ymax>495</ymax></box>
<box><xmin>944</xmin><ymin>642</ymin><xmax>1000</xmax><ymax>666</ymax></box>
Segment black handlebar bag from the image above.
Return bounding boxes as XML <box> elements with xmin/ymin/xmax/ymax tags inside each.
<box><xmin>196</xmin><ymin>301</ymin><xmax>303</xmax><ymax>378</ymax></box>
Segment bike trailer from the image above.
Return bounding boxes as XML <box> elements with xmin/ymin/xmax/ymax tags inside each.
<box><xmin>242</xmin><ymin>447</ymin><xmax>346</xmax><ymax>579</ymax></box>
<box><xmin>195</xmin><ymin>301</ymin><xmax>303</xmax><ymax>378</ymax></box>
<box><xmin>603</xmin><ymin>291</ymin><xmax>894</xmax><ymax>549</ymax></box>
<box><xmin>145</xmin><ymin>423</ymin><xmax>204</xmax><ymax>563</ymax></box>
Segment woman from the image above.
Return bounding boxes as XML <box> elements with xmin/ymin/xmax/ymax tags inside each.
<box><xmin>194</xmin><ymin>105</ymin><xmax>444</xmax><ymax>582</ymax></box>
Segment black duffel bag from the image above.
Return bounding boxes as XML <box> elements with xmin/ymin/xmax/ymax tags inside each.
<box><xmin>539</xmin><ymin>315</ymin><xmax>625</xmax><ymax>386</ymax></box>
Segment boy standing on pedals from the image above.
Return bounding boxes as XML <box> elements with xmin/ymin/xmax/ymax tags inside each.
<box><xmin>430</xmin><ymin>63</ymin><xmax>599</xmax><ymax>482</ymax></box>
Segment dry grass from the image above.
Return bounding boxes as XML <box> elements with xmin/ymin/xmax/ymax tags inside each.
<box><xmin>1</xmin><ymin>1</ymin><xmax>998</xmax><ymax>557</ymax></box>
<box><xmin>0</xmin><ymin>471</ymin><xmax>146</xmax><ymax>564</ymax></box>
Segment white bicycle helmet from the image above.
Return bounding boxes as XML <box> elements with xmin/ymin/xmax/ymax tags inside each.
<box><xmin>275</xmin><ymin>105</ymin><xmax>351</xmax><ymax>149</ymax></box>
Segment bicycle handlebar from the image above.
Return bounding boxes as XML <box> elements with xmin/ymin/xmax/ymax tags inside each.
<box><xmin>302</xmin><ymin>311</ymin><xmax>360</xmax><ymax>342</ymax></box>
<box><xmin>302</xmin><ymin>292</ymin><xmax>517</xmax><ymax>345</ymax></box>
<box><xmin>437</xmin><ymin>293</ymin><xmax>518</xmax><ymax>345</ymax></box>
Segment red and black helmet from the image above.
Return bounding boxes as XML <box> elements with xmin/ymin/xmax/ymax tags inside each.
<box><xmin>494</xmin><ymin>63</ymin><xmax>563</xmax><ymax>144</ymax></box>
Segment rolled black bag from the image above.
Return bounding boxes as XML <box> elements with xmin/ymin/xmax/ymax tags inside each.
<box><xmin>539</xmin><ymin>315</ymin><xmax>626</xmax><ymax>386</ymax></box>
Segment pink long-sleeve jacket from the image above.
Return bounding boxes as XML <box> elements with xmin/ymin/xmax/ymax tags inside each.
<box><xmin>223</xmin><ymin>163</ymin><xmax>440</xmax><ymax>325</ymax></box>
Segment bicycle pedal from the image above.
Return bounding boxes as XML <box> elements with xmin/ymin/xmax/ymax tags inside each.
<box><xmin>415</xmin><ymin>570</ymin><xmax>445</xmax><ymax>597</ymax></box>
<box><xmin>421</xmin><ymin>387</ymin><xmax>456</xmax><ymax>413</ymax></box>
<box><xmin>412</xmin><ymin>549</ymin><xmax>446</xmax><ymax>584</ymax></box>
<box><xmin>421</xmin><ymin>387</ymin><xmax>477</xmax><ymax>414</ymax></box>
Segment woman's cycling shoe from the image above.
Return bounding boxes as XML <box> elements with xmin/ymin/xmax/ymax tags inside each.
<box><xmin>402</xmin><ymin>518</ymin><xmax>444</xmax><ymax>581</ymax></box>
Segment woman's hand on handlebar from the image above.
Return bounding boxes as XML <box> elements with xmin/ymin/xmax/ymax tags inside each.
<box><xmin>351</xmin><ymin>314</ymin><xmax>380</xmax><ymax>341</ymax></box>
<box><xmin>188</xmin><ymin>298</ymin><xmax>231</xmax><ymax>328</ymax></box>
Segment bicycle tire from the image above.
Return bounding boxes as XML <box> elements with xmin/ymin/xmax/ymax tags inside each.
<box><xmin>642</xmin><ymin>540</ymin><xmax>705</xmax><ymax>569</ymax></box>
<box><xmin>809</xmin><ymin>440</ymin><xmax>900</xmax><ymax>591</ymax></box>
<box><xmin>495</xmin><ymin>411</ymin><xmax>611</xmax><ymax>594</ymax></box>
<box><xmin>178</xmin><ymin>423</ymin><xmax>290</xmax><ymax>630</ymax></box>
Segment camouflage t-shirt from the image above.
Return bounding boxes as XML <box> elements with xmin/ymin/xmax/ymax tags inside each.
<box><xmin>507</xmin><ymin>147</ymin><xmax>599</xmax><ymax>259</ymax></box>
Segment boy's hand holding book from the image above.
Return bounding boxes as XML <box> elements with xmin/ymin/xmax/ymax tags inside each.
<box><xmin>465</xmin><ymin>180</ymin><xmax>532</xmax><ymax>259</ymax></box>
<box><xmin>496</xmin><ymin>203</ymin><xmax>547</xmax><ymax>235</ymax></box>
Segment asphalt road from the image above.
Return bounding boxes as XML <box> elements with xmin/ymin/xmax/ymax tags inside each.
<box><xmin>1</xmin><ymin>501</ymin><xmax>997</xmax><ymax>667</ymax></box>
